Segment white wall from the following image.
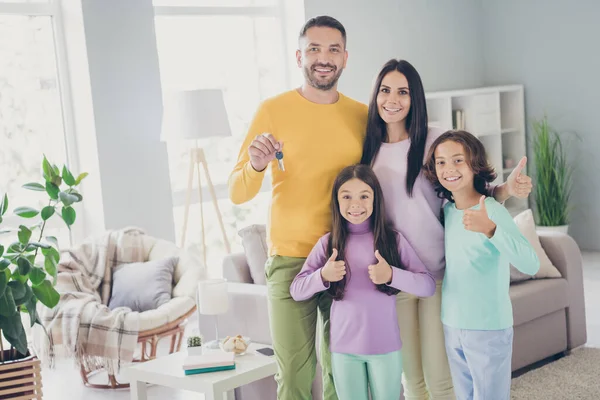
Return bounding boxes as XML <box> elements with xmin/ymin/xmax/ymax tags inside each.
<box><xmin>303</xmin><ymin>0</ymin><xmax>485</xmax><ymax>102</ymax></box>
<box><xmin>79</xmin><ymin>0</ymin><xmax>175</xmax><ymax>241</ymax></box>
<box><xmin>481</xmin><ymin>0</ymin><xmax>600</xmax><ymax>251</ymax></box>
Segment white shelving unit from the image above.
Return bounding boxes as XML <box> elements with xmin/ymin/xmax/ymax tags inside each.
<box><xmin>426</xmin><ymin>85</ymin><xmax>528</xmax><ymax>216</ymax></box>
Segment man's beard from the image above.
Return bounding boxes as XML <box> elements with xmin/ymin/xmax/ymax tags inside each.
<box><xmin>303</xmin><ymin>63</ymin><xmax>343</xmax><ymax>91</ymax></box>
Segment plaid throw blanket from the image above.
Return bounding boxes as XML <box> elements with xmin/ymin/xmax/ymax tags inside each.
<box><xmin>32</xmin><ymin>227</ymin><xmax>145</xmax><ymax>373</ymax></box>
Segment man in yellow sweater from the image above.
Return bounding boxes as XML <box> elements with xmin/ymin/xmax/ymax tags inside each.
<box><xmin>229</xmin><ymin>16</ymin><xmax>367</xmax><ymax>400</ymax></box>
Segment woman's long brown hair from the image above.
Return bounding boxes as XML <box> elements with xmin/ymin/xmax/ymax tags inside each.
<box><xmin>328</xmin><ymin>164</ymin><xmax>404</xmax><ymax>300</ymax></box>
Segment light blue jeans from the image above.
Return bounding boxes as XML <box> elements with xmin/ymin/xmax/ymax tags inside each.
<box><xmin>332</xmin><ymin>351</ymin><xmax>403</xmax><ymax>400</ymax></box>
<box><xmin>443</xmin><ymin>325</ymin><xmax>513</xmax><ymax>400</ymax></box>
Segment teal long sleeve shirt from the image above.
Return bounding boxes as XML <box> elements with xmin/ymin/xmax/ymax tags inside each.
<box><xmin>442</xmin><ymin>197</ymin><xmax>540</xmax><ymax>330</ymax></box>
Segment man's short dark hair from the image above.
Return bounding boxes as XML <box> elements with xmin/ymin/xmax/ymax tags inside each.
<box><xmin>299</xmin><ymin>15</ymin><xmax>347</xmax><ymax>47</ymax></box>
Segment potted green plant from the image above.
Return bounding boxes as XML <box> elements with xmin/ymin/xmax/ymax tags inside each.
<box><xmin>0</xmin><ymin>155</ymin><xmax>86</xmax><ymax>398</ymax></box>
<box><xmin>531</xmin><ymin>115</ymin><xmax>573</xmax><ymax>233</ymax></box>
<box><xmin>187</xmin><ymin>335</ymin><xmax>203</xmax><ymax>356</ymax></box>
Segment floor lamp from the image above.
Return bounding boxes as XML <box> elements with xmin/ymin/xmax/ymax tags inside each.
<box><xmin>161</xmin><ymin>89</ymin><xmax>232</xmax><ymax>264</ymax></box>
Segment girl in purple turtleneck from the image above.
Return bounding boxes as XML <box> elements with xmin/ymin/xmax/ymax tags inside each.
<box><xmin>290</xmin><ymin>164</ymin><xmax>435</xmax><ymax>400</ymax></box>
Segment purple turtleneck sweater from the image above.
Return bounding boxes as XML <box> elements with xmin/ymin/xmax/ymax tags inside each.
<box><xmin>290</xmin><ymin>220</ymin><xmax>436</xmax><ymax>355</ymax></box>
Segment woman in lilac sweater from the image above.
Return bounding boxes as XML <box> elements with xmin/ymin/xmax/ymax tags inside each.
<box><xmin>360</xmin><ymin>59</ymin><xmax>533</xmax><ymax>399</ymax></box>
<box><xmin>290</xmin><ymin>164</ymin><xmax>435</xmax><ymax>400</ymax></box>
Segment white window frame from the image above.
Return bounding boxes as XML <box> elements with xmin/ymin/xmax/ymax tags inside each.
<box><xmin>0</xmin><ymin>0</ymin><xmax>84</xmax><ymax>243</ymax></box>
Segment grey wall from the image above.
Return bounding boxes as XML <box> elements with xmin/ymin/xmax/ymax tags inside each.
<box><xmin>481</xmin><ymin>0</ymin><xmax>600</xmax><ymax>251</ymax></box>
<box><xmin>81</xmin><ymin>0</ymin><xmax>175</xmax><ymax>241</ymax></box>
<box><xmin>303</xmin><ymin>0</ymin><xmax>485</xmax><ymax>102</ymax></box>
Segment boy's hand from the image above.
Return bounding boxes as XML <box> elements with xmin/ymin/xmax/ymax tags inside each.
<box><xmin>506</xmin><ymin>157</ymin><xmax>533</xmax><ymax>198</ymax></box>
<box><xmin>368</xmin><ymin>250</ymin><xmax>393</xmax><ymax>285</ymax></box>
<box><xmin>321</xmin><ymin>248</ymin><xmax>346</xmax><ymax>283</ymax></box>
<box><xmin>463</xmin><ymin>196</ymin><xmax>497</xmax><ymax>238</ymax></box>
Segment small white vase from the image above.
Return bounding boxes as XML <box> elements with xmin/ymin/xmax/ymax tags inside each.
<box><xmin>536</xmin><ymin>225</ymin><xmax>569</xmax><ymax>234</ymax></box>
<box><xmin>187</xmin><ymin>346</ymin><xmax>203</xmax><ymax>356</ymax></box>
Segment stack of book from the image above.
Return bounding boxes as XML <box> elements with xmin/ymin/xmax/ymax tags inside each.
<box><xmin>182</xmin><ymin>351</ymin><xmax>236</xmax><ymax>376</ymax></box>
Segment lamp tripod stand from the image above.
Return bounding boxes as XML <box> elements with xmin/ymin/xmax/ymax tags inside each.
<box><xmin>181</xmin><ymin>142</ymin><xmax>231</xmax><ymax>264</ymax></box>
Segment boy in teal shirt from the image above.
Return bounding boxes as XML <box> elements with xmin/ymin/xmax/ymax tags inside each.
<box><xmin>424</xmin><ymin>130</ymin><xmax>539</xmax><ymax>400</ymax></box>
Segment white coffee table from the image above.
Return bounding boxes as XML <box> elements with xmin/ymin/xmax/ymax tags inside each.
<box><xmin>124</xmin><ymin>343</ymin><xmax>276</xmax><ymax>400</ymax></box>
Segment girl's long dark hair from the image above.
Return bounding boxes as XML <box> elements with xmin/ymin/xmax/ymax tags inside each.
<box><xmin>360</xmin><ymin>59</ymin><xmax>428</xmax><ymax>197</ymax></box>
<box><xmin>423</xmin><ymin>130</ymin><xmax>497</xmax><ymax>202</ymax></box>
<box><xmin>328</xmin><ymin>164</ymin><xmax>404</xmax><ymax>300</ymax></box>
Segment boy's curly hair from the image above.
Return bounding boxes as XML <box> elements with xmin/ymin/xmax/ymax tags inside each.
<box><xmin>423</xmin><ymin>130</ymin><xmax>497</xmax><ymax>203</ymax></box>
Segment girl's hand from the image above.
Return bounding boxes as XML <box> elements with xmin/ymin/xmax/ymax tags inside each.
<box><xmin>506</xmin><ymin>157</ymin><xmax>533</xmax><ymax>198</ymax></box>
<box><xmin>368</xmin><ymin>250</ymin><xmax>393</xmax><ymax>285</ymax></box>
<box><xmin>321</xmin><ymin>248</ymin><xmax>346</xmax><ymax>283</ymax></box>
<box><xmin>463</xmin><ymin>196</ymin><xmax>497</xmax><ymax>238</ymax></box>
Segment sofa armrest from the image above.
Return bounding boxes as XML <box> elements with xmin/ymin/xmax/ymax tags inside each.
<box><xmin>223</xmin><ymin>252</ymin><xmax>253</xmax><ymax>284</ymax></box>
<box><xmin>538</xmin><ymin>232</ymin><xmax>587</xmax><ymax>349</ymax></box>
<box><xmin>198</xmin><ymin>282</ymin><xmax>271</xmax><ymax>346</ymax></box>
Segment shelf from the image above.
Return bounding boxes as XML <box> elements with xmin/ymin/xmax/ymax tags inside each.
<box><xmin>501</xmin><ymin>128</ymin><xmax>519</xmax><ymax>134</ymax></box>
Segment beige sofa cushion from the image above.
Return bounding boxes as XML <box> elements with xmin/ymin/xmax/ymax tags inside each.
<box><xmin>510</xmin><ymin>278</ymin><xmax>568</xmax><ymax>326</ymax></box>
<box><xmin>238</xmin><ymin>224</ymin><xmax>268</xmax><ymax>284</ymax></box>
<box><xmin>510</xmin><ymin>209</ymin><xmax>562</xmax><ymax>282</ymax></box>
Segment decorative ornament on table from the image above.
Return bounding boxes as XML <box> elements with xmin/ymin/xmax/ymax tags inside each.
<box><xmin>220</xmin><ymin>335</ymin><xmax>251</xmax><ymax>356</ymax></box>
<box><xmin>187</xmin><ymin>335</ymin><xmax>203</xmax><ymax>356</ymax></box>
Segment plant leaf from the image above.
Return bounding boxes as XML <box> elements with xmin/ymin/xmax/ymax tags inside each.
<box><xmin>33</xmin><ymin>280</ymin><xmax>60</xmax><ymax>309</ymax></box>
<box><xmin>17</xmin><ymin>256</ymin><xmax>32</xmax><ymax>275</ymax></box>
<box><xmin>18</xmin><ymin>225</ymin><xmax>32</xmax><ymax>245</ymax></box>
<box><xmin>0</xmin><ymin>259</ymin><xmax>9</xmax><ymax>271</ymax></box>
<box><xmin>29</xmin><ymin>267</ymin><xmax>47</xmax><ymax>286</ymax></box>
<box><xmin>59</xmin><ymin>192</ymin><xmax>78</xmax><ymax>207</ymax></box>
<box><xmin>75</xmin><ymin>172</ymin><xmax>89</xmax><ymax>185</ymax></box>
<box><xmin>11</xmin><ymin>269</ymin><xmax>29</xmax><ymax>284</ymax></box>
<box><xmin>42</xmin><ymin>155</ymin><xmax>53</xmax><ymax>179</ymax></box>
<box><xmin>8</xmin><ymin>280</ymin><xmax>26</xmax><ymax>300</ymax></box>
<box><xmin>44</xmin><ymin>255</ymin><xmax>58</xmax><ymax>285</ymax></box>
<box><xmin>42</xmin><ymin>246</ymin><xmax>60</xmax><ymax>263</ymax></box>
<box><xmin>62</xmin><ymin>206</ymin><xmax>76</xmax><ymax>226</ymax></box>
<box><xmin>62</xmin><ymin>166</ymin><xmax>76</xmax><ymax>186</ymax></box>
<box><xmin>7</xmin><ymin>241</ymin><xmax>24</xmax><ymax>254</ymax></box>
<box><xmin>45</xmin><ymin>181</ymin><xmax>60</xmax><ymax>200</ymax></box>
<box><xmin>28</xmin><ymin>242</ymin><xmax>51</xmax><ymax>250</ymax></box>
<box><xmin>22</xmin><ymin>182</ymin><xmax>46</xmax><ymax>191</ymax></box>
<box><xmin>14</xmin><ymin>284</ymin><xmax>32</xmax><ymax>307</ymax></box>
<box><xmin>0</xmin><ymin>313</ymin><xmax>28</xmax><ymax>355</ymax></box>
<box><xmin>23</xmin><ymin>296</ymin><xmax>39</xmax><ymax>327</ymax></box>
<box><xmin>0</xmin><ymin>193</ymin><xmax>8</xmax><ymax>215</ymax></box>
<box><xmin>14</xmin><ymin>207</ymin><xmax>39</xmax><ymax>218</ymax></box>
<box><xmin>0</xmin><ymin>287</ymin><xmax>17</xmax><ymax>317</ymax></box>
<box><xmin>41</xmin><ymin>205</ymin><xmax>55</xmax><ymax>221</ymax></box>
<box><xmin>46</xmin><ymin>236</ymin><xmax>59</xmax><ymax>249</ymax></box>
<box><xmin>0</xmin><ymin>244</ymin><xmax>4</xmax><ymax>257</ymax></box>
<box><xmin>0</xmin><ymin>268</ymin><xmax>7</xmax><ymax>296</ymax></box>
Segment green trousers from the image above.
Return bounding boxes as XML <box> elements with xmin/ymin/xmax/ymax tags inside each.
<box><xmin>265</xmin><ymin>255</ymin><xmax>338</xmax><ymax>400</ymax></box>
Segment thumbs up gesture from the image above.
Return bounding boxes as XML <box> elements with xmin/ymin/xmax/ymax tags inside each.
<box><xmin>463</xmin><ymin>196</ymin><xmax>497</xmax><ymax>238</ymax></box>
<box><xmin>368</xmin><ymin>250</ymin><xmax>393</xmax><ymax>285</ymax></box>
<box><xmin>506</xmin><ymin>156</ymin><xmax>533</xmax><ymax>199</ymax></box>
<box><xmin>321</xmin><ymin>248</ymin><xmax>346</xmax><ymax>283</ymax></box>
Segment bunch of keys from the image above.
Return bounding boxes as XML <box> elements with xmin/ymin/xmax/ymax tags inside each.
<box><xmin>275</xmin><ymin>151</ymin><xmax>285</xmax><ymax>171</ymax></box>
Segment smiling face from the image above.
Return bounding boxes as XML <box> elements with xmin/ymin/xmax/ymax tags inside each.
<box><xmin>337</xmin><ymin>178</ymin><xmax>374</xmax><ymax>225</ymax></box>
<box><xmin>434</xmin><ymin>140</ymin><xmax>475</xmax><ymax>196</ymax></box>
<box><xmin>296</xmin><ymin>26</ymin><xmax>347</xmax><ymax>91</ymax></box>
<box><xmin>376</xmin><ymin>70</ymin><xmax>411</xmax><ymax>125</ymax></box>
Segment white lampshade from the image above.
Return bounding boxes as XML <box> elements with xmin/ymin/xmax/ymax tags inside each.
<box><xmin>197</xmin><ymin>278</ymin><xmax>229</xmax><ymax>315</ymax></box>
<box><xmin>161</xmin><ymin>89</ymin><xmax>232</xmax><ymax>141</ymax></box>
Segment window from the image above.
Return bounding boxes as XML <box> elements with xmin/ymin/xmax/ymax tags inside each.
<box><xmin>154</xmin><ymin>1</ymin><xmax>304</xmax><ymax>272</ymax></box>
<box><xmin>0</xmin><ymin>1</ymin><xmax>74</xmax><ymax>248</ymax></box>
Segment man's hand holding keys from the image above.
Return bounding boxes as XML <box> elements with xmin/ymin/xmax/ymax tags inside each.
<box><xmin>321</xmin><ymin>249</ymin><xmax>346</xmax><ymax>283</ymax></box>
<box><xmin>248</xmin><ymin>133</ymin><xmax>284</xmax><ymax>172</ymax></box>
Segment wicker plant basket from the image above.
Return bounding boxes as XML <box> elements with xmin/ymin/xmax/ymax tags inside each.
<box><xmin>0</xmin><ymin>351</ymin><xmax>42</xmax><ymax>400</ymax></box>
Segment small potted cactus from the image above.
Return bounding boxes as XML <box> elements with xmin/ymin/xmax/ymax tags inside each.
<box><xmin>187</xmin><ymin>335</ymin><xmax>203</xmax><ymax>356</ymax></box>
